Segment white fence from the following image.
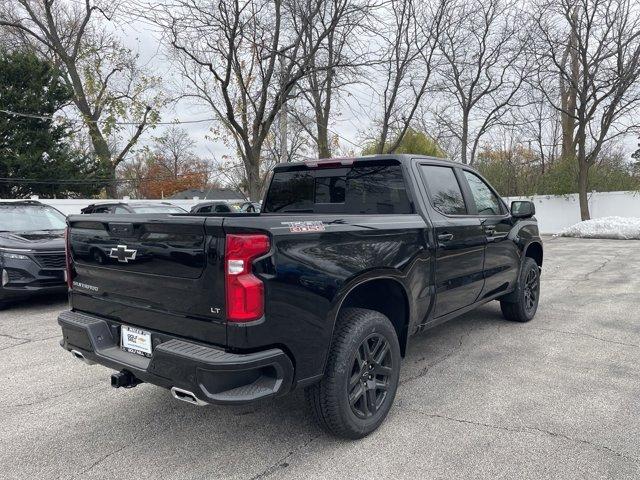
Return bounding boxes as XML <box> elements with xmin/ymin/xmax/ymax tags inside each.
<box><xmin>505</xmin><ymin>191</ymin><xmax>640</xmax><ymax>234</ymax></box>
<box><xmin>2</xmin><ymin>191</ymin><xmax>639</xmax><ymax>233</ymax></box>
<box><xmin>0</xmin><ymin>197</ymin><xmax>242</xmax><ymax>216</ymax></box>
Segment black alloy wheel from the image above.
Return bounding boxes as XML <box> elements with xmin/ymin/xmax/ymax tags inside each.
<box><xmin>306</xmin><ymin>308</ymin><xmax>401</xmax><ymax>439</ymax></box>
<box><xmin>500</xmin><ymin>257</ymin><xmax>540</xmax><ymax>322</ymax></box>
<box><xmin>523</xmin><ymin>267</ymin><xmax>539</xmax><ymax>314</ymax></box>
<box><xmin>348</xmin><ymin>333</ymin><xmax>394</xmax><ymax>419</ymax></box>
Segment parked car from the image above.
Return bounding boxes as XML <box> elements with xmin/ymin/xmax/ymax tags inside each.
<box><xmin>59</xmin><ymin>155</ymin><xmax>542</xmax><ymax>438</ymax></box>
<box><xmin>190</xmin><ymin>201</ymin><xmax>241</xmax><ymax>214</ymax></box>
<box><xmin>81</xmin><ymin>202</ymin><xmax>187</xmax><ymax>214</ymax></box>
<box><xmin>238</xmin><ymin>201</ymin><xmax>261</xmax><ymax>213</ymax></box>
<box><xmin>0</xmin><ymin>201</ymin><xmax>67</xmax><ymax>308</ymax></box>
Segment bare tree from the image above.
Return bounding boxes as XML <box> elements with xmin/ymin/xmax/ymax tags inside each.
<box><xmin>372</xmin><ymin>0</ymin><xmax>445</xmax><ymax>154</ymax></box>
<box><xmin>152</xmin><ymin>126</ymin><xmax>200</xmax><ymax>179</ymax></box>
<box><xmin>512</xmin><ymin>86</ymin><xmax>563</xmax><ymax>174</ymax></box>
<box><xmin>0</xmin><ymin>0</ymin><xmax>163</xmax><ymax>196</ymax></box>
<box><xmin>154</xmin><ymin>0</ymin><xmax>351</xmax><ymax>200</ymax></box>
<box><xmin>532</xmin><ymin>0</ymin><xmax>640</xmax><ymax>219</ymax></box>
<box><xmin>292</xmin><ymin>0</ymin><xmax>371</xmax><ymax>158</ymax></box>
<box><xmin>431</xmin><ymin>0</ymin><xmax>529</xmax><ymax>165</ymax></box>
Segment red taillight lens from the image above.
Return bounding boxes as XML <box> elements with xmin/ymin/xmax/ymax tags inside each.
<box><xmin>225</xmin><ymin>234</ymin><xmax>270</xmax><ymax>322</ymax></box>
<box><xmin>64</xmin><ymin>227</ymin><xmax>73</xmax><ymax>290</ymax></box>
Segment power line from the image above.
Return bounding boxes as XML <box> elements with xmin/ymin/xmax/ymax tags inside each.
<box><xmin>0</xmin><ymin>171</ymin><xmax>213</xmax><ymax>186</ymax></box>
<box><xmin>0</xmin><ymin>108</ymin><xmax>363</xmax><ymax>148</ymax></box>
<box><xmin>0</xmin><ymin>109</ymin><xmax>216</xmax><ymax>126</ymax></box>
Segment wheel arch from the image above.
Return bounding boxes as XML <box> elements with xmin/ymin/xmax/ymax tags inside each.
<box><xmin>332</xmin><ymin>275</ymin><xmax>411</xmax><ymax>357</ymax></box>
<box><xmin>524</xmin><ymin>241</ymin><xmax>543</xmax><ymax>268</ymax></box>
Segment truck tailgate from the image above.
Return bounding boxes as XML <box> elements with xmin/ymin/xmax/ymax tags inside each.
<box><xmin>67</xmin><ymin>214</ymin><xmax>226</xmax><ymax>346</ymax></box>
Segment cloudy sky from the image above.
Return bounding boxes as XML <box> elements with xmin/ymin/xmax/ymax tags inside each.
<box><xmin>115</xmin><ymin>18</ymin><xmax>369</xmax><ymax>161</ymax></box>
<box><xmin>113</xmin><ymin>13</ymin><xmax>638</xmax><ymax>163</ymax></box>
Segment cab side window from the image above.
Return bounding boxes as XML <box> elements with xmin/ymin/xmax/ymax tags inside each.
<box><xmin>93</xmin><ymin>205</ymin><xmax>113</xmax><ymax>214</ymax></box>
<box><xmin>114</xmin><ymin>206</ymin><xmax>129</xmax><ymax>214</ymax></box>
<box><xmin>419</xmin><ymin>165</ymin><xmax>467</xmax><ymax>215</ymax></box>
<box><xmin>462</xmin><ymin>171</ymin><xmax>503</xmax><ymax>216</ymax></box>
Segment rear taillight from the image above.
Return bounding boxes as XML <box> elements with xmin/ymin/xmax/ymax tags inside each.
<box><xmin>64</xmin><ymin>227</ymin><xmax>73</xmax><ymax>290</ymax></box>
<box><xmin>225</xmin><ymin>234</ymin><xmax>270</xmax><ymax>322</ymax></box>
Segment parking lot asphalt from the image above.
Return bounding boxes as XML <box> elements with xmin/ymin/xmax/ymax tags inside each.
<box><xmin>1</xmin><ymin>236</ymin><xmax>639</xmax><ymax>479</ymax></box>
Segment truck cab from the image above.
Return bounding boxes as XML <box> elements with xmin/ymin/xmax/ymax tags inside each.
<box><xmin>58</xmin><ymin>155</ymin><xmax>542</xmax><ymax>439</ymax></box>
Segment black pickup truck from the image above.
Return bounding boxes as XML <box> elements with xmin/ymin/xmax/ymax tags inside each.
<box><xmin>58</xmin><ymin>155</ymin><xmax>542</xmax><ymax>438</ymax></box>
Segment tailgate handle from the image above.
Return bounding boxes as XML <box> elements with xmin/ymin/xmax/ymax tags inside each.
<box><xmin>109</xmin><ymin>223</ymin><xmax>135</xmax><ymax>237</ymax></box>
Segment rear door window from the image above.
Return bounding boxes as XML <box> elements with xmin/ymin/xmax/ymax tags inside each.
<box><xmin>419</xmin><ymin>165</ymin><xmax>467</xmax><ymax>215</ymax></box>
<box><xmin>263</xmin><ymin>161</ymin><xmax>412</xmax><ymax>214</ymax></box>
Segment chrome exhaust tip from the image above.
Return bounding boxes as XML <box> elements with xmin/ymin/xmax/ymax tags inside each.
<box><xmin>70</xmin><ymin>349</ymin><xmax>95</xmax><ymax>365</ymax></box>
<box><xmin>170</xmin><ymin>387</ymin><xmax>209</xmax><ymax>406</ymax></box>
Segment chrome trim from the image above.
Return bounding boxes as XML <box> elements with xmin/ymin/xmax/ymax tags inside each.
<box><xmin>170</xmin><ymin>387</ymin><xmax>209</xmax><ymax>406</ymax></box>
<box><xmin>70</xmin><ymin>349</ymin><xmax>95</xmax><ymax>365</ymax></box>
<box><xmin>0</xmin><ymin>247</ymin><xmax>35</xmax><ymax>253</ymax></box>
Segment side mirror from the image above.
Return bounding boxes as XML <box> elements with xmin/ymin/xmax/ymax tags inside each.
<box><xmin>511</xmin><ymin>200</ymin><xmax>535</xmax><ymax>218</ymax></box>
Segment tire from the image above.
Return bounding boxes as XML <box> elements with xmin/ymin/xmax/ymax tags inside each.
<box><xmin>306</xmin><ymin>308</ymin><xmax>401</xmax><ymax>439</ymax></box>
<box><xmin>500</xmin><ymin>257</ymin><xmax>540</xmax><ymax>322</ymax></box>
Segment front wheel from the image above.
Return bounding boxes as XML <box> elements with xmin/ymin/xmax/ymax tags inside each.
<box><xmin>306</xmin><ymin>308</ymin><xmax>401</xmax><ymax>439</ymax></box>
<box><xmin>500</xmin><ymin>257</ymin><xmax>540</xmax><ymax>322</ymax></box>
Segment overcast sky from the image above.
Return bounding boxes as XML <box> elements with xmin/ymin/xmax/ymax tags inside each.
<box><xmin>116</xmin><ymin>18</ymin><xmax>368</xmax><ymax>161</ymax></box>
<box><xmin>115</xmin><ymin>15</ymin><xmax>638</xmax><ymax>163</ymax></box>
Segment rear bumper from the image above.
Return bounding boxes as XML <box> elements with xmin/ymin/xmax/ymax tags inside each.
<box><xmin>58</xmin><ymin>310</ymin><xmax>294</xmax><ymax>405</ymax></box>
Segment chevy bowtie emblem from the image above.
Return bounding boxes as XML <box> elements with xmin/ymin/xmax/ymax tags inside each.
<box><xmin>109</xmin><ymin>245</ymin><xmax>137</xmax><ymax>263</ymax></box>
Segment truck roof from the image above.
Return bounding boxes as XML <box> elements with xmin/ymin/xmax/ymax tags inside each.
<box><xmin>274</xmin><ymin>154</ymin><xmax>461</xmax><ymax>170</ymax></box>
<box><xmin>85</xmin><ymin>201</ymin><xmax>177</xmax><ymax>207</ymax></box>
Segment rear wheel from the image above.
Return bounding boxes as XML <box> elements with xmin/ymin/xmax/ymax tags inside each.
<box><xmin>306</xmin><ymin>308</ymin><xmax>401</xmax><ymax>439</ymax></box>
<box><xmin>500</xmin><ymin>257</ymin><xmax>540</xmax><ymax>322</ymax></box>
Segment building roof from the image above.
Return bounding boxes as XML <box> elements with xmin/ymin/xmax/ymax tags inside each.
<box><xmin>169</xmin><ymin>187</ymin><xmax>246</xmax><ymax>200</ymax></box>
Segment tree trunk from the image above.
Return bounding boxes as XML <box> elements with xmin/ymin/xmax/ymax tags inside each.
<box><xmin>577</xmin><ymin>160</ymin><xmax>590</xmax><ymax>220</ymax></box>
<box><xmin>316</xmin><ymin>119</ymin><xmax>331</xmax><ymax>158</ymax></box>
<box><xmin>87</xmin><ymin>123</ymin><xmax>117</xmax><ymax>197</ymax></box>
<box><xmin>560</xmin><ymin>8</ymin><xmax>578</xmax><ymax>160</ymax></box>
<box><xmin>460</xmin><ymin>111</ymin><xmax>469</xmax><ymax>164</ymax></box>
<box><xmin>377</xmin><ymin>122</ymin><xmax>390</xmax><ymax>154</ymax></box>
<box><xmin>245</xmin><ymin>150</ymin><xmax>262</xmax><ymax>201</ymax></box>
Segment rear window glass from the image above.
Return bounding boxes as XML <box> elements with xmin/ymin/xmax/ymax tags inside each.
<box><xmin>263</xmin><ymin>162</ymin><xmax>413</xmax><ymax>214</ymax></box>
<box><xmin>419</xmin><ymin>165</ymin><xmax>467</xmax><ymax>215</ymax></box>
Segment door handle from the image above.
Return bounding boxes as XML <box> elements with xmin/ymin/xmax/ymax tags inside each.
<box><xmin>484</xmin><ymin>227</ymin><xmax>495</xmax><ymax>236</ymax></box>
<box><xmin>437</xmin><ymin>233</ymin><xmax>454</xmax><ymax>242</ymax></box>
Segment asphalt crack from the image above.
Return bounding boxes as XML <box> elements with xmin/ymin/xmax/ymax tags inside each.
<box><xmin>400</xmin><ymin>326</ymin><xmax>473</xmax><ymax>386</ymax></box>
<box><xmin>0</xmin><ymin>333</ymin><xmax>60</xmax><ymax>351</ymax></box>
<box><xmin>408</xmin><ymin>410</ymin><xmax>638</xmax><ymax>464</ymax></box>
<box><xmin>72</xmin><ymin>443</ymin><xmax>132</xmax><ymax>479</ymax></box>
<box><xmin>248</xmin><ymin>434</ymin><xmax>320</xmax><ymax>480</ymax></box>
<box><xmin>583</xmin><ymin>253</ymin><xmax>620</xmax><ymax>281</ymax></box>
<box><xmin>529</xmin><ymin>326</ymin><xmax>639</xmax><ymax>349</ymax></box>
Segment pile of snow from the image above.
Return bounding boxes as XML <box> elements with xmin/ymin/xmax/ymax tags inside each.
<box><xmin>558</xmin><ymin>216</ymin><xmax>640</xmax><ymax>240</ymax></box>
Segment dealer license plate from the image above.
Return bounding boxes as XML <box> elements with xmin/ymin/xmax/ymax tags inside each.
<box><xmin>121</xmin><ymin>325</ymin><xmax>152</xmax><ymax>357</ymax></box>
